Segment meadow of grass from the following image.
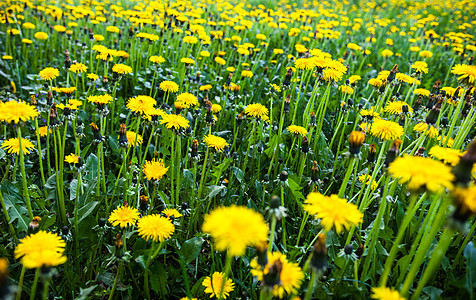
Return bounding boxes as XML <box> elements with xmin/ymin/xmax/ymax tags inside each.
<box><xmin>0</xmin><ymin>0</ymin><xmax>476</xmax><ymax>299</ymax></box>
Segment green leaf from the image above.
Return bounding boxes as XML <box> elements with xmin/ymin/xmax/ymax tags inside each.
<box><xmin>85</xmin><ymin>154</ymin><xmax>98</xmax><ymax>181</ymax></box>
<box><xmin>97</xmin><ymin>272</ymin><xmax>115</xmax><ymax>287</ymax></box>
<box><xmin>180</xmin><ymin>237</ymin><xmax>204</xmax><ymax>264</ymax></box>
<box><xmin>211</xmin><ymin>158</ymin><xmax>232</xmax><ymax>180</ymax></box>
<box><xmin>3</xmin><ymin>193</ymin><xmax>29</xmax><ymax>232</ymax></box>
<box><xmin>207</xmin><ymin>185</ymin><xmax>226</xmax><ymax>199</ymax></box>
<box><xmin>464</xmin><ymin>241</ymin><xmax>476</xmax><ymax>296</ymax></box>
<box><xmin>264</xmin><ymin>135</ymin><xmax>278</xmax><ymax>157</ymax></box>
<box><xmin>70</xmin><ymin>179</ymin><xmax>78</xmax><ymax>201</ymax></box>
<box><xmin>75</xmin><ymin>285</ymin><xmax>98</xmax><ymax>300</ymax></box>
<box><xmin>287</xmin><ymin>178</ymin><xmax>304</xmax><ymax>204</ymax></box>
<box><xmin>231</xmin><ymin>167</ymin><xmax>244</xmax><ymax>183</ymax></box>
<box><xmin>150</xmin><ymin>262</ymin><xmax>167</xmax><ymax>296</ymax></box>
<box><xmin>78</xmin><ymin>201</ymin><xmax>99</xmax><ymax>224</ymax></box>
<box><xmin>45</xmin><ymin>174</ymin><xmax>57</xmax><ymax>189</ymax></box>
<box><xmin>39</xmin><ymin>214</ymin><xmax>56</xmax><ymax>230</ymax></box>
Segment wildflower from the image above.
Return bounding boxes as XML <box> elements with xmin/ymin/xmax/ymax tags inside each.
<box><xmin>34</xmin><ymin>32</ymin><xmax>48</xmax><ymax>40</ymax></box>
<box><xmin>162</xmin><ymin>208</ymin><xmax>182</xmax><ymax>219</ymax></box>
<box><xmin>69</xmin><ymin>62</ymin><xmax>87</xmax><ymax>73</ymax></box>
<box><xmin>202</xmin><ymin>205</ymin><xmax>268</xmax><ymax>256</ymax></box>
<box><xmin>429</xmin><ymin>146</ymin><xmax>462</xmax><ymax>166</ymax></box>
<box><xmin>108</xmin><ymin>205</ymin><xmax>140</xmax><ymax>228</ymax></box>
<box><xmin>202</xmin><ymin>272</ymin><xmax>234</xmax><ymax>299</ymax></box>
<box><xmin>161</xmin><ymin>114</ymin><xmax>189</xmax><ymax>130</ymax></box>
<box><xmin>1</xmin><ymin>138</ymin><xmax>35</xmax><ymax>155</ymax></box>
<box><xmin>137</xmin><ymin>214</ymin><xmax>175</xmax><ymax>242</ymax></box>
<box><xmin>159</xmin><ymin>81</ymin><xmax>179</xmax><ymax>93</ymax></box>
<box><xmin>452</xmin><ymin>140</ymin><xmax>476</xmax><ymax>186</ymax></box>
<box><xmin>88</xmin><ymin>94</ymin><xmax>113</xmax><ymax>105</ymax></box>
<box><xmin>381</xmin><ymin>49</ymin><xmax>394</xmax><ymax>57</ymax></box>
<box><xmin>211</xmin><ymin>104</ymin><xmax>222</xmax><ymax>113</ymax></box>
<box><xmin>38</xmin><ymin>126</ymin><xmax>50</xmax><ymax>137</ymax></box>
<box><xmin>64</xmin><ymin>153</ymin><xmax>79</xmax><ymax>164</ymax></box>
<box><xmin>370</xmin><ymin>119</ymin><xmax>404</xmax><ymax>140</ymax></box>
<box><xmin>413</xmin><ymin>88</ymin><xmax>430</xmax><ymax>97</ymax></box>
<box><xmin>200</xmin><ymin>85</ymin><xmax>213</xmax><ymax>91</ymax></box>
<box><xmin>176</xmin><ymin>93</ymin><xmax>198</xmax><ymax>108</ymax></box>
<box><xmin>143</xmin><ymin>159</ymin><xmax>169</xmax><ymax>181</ymax></box>
<box><xmin>294</xmin><ymin>58</ymin><xmax>315</xmax><ymax>70</ymax></box>
<box><xmin>250</xmin><ymin>252</ymin><xmax>304</xmax><ymax>298</ymax></box>
<box><xmin>419</xmin><ymin>50</ymin><xmax>433</xmax><ymax>58</ymax></box>
<box><xmin>413</xmin><ymin>123</ymin><xmax>439</xmax><ymax>138</ymax></box>
<box><xmin>215</xmin><ymin>57</ymin><xmax>226</xmax><ymax>65</ymax></box>
<box><xmin>242</xmin><ymin>70</ymin><xmax>254</xmax><ymax>78</ymax></box>
<box><xmin>39</xmin><ymin>67</ymin><xmax>59</xmax><ymax>81</ymax></box>
<box><xmin>369</xmin><ymin>78</ymin><xmax>384</xmax><ymax>87</ymax></box>
<box><xmin>361</xmin><ymin>107</ymin><xmax>380</xmax><ymax>119</ymax></box>
<box><xmin>245</xmin><ymin>103</ymin><xmax>269</xmax><ymax>120</ymax></box>
<box><xmin>322</xmin><ymin>68</ymin><xmax>344</xmax><ymax>82</ymax></box>
<box><xmin>304</xmin><ymin>193</ymin><xmax>363</xmax><ymax>233</ymax></box>
<box><xmin>127</xmin><ymin>95</ymin><xmax>157</xmax><ymax>115</ymax></box>
<box><xmin>358</xmin><ymin>174</ymin><xmax>378</xmax><ymax>190</ymax></box>
<box><xmin>87</xmin><ymin>73</ymin><xmax>99</xmax><ymax>81</ymax></box>
<box><xmin>181</xmin><ymin>58</ymin><xmax>195</xmax><ymax>65</ymax></box>
<box><xmin>126</xmin><ymin>131</ymin><xmax>143</xmax><ymax>147</ymax></box>
<box><xmin>411</xmin><ymin>61</ymin><xmax>429</xmax><ymax>74</ymax></box>
<box><xmin>451</xmin><ymin>64</ymin><xmax>476</xmax><ymax>85</ymax></box>
<box><xmin>347</xmin><ymin>43</ymin><xmax>362</xmax><ymax>51</ymax></box>
<box><xmin>287</xmin><ymin>125</ymin><xmax>307</xmax><ymax>136</ymax></box>
<box><xmin>149</xmin><ymin>56</ymin><xmax>165</xmax><ymax>64</ymax></box>
<box><xmin>452</xmin><ymin>186</ymin><xmax>476</xmax><ymax>222</ymax></box>
<box><xmin>348</xmin><ymin>131</ymin><xmax>366</xmax><ymax>154</ymax></box>
<box><xmin>339</xmin><ymin>85</ymin><xmax>354</xmax><ymax>94</ymax></box>
<box><xmin>371</xmin><ymin>287</ymin><xmax>406</xmax><ymax>300</ymax></box>
<box><xmin>389</xmin><ymin>155</ymin><xmax>454</xmax><ymax>192</ymax></box>
<box><xmin>0</xmin><ymin>100</ymin><xmax>38</xmax><ymax>123</ymax></box>
<box><xmin>14</xmin><ymin>231</ymin><xmax>67</xmax><ymax>268</ymax></box>
<box><xmin>204</xmin><ymin>135</ymin><xmax>229</xmax><ymax>152</ymax></box>
<box><xmin>112</xmin><ymin>64</ymin><xmax>133</xmax><ymax>74</ymax></box>
<box><xmin>348</xmin><ymin>75</ymin><xmax>361</xmax><ymax>84</ymax></box>
<box><xmin>384</xmin><ymin>101</ymin><xmax>413</xmax><ymax>115</ymax></box>
<box><xmin>183</xmin><ymin>36</ymin><xmax>198</xmax><ymax>44</ymax></box>
<box><xmin>310</xmin><ymin>234</ymin><xmax>328</xmax><ymax>273</ymax></box>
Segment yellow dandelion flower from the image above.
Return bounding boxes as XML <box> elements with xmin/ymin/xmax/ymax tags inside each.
<box><xmin>112</xmin><ymin>64</ymin><xmax>133</xmax><ymax>74</ymax></box>
<box><xmin>451</xmin><ymin>64</ymin><xmax>476</xmax><ymax>85</ymax></box>
<box><xmin>429</xmin><ymin>146</ymin><xmax>462</xmax><ymax>166</ymax></box>
<box><xmin>39</xmin><ymin>67</ymin><xmax>59</xmax><ymax>81</ymax></box>
<box><xmin>14</xmin><ymin>231</ymin><xmax>66</xmax><ymax>268</ymax></box>
<box><xmin>69</xmin><ymin>62</ymin><xmax>87</xmax><ymax>73</ymax></box>
<box><xmin>1</xmin><ymin>137</ymin><xmax>35</xmax><ymax>155</ymax></box>
<box><xmin>358</xmin><ymin>174</ymin><xmax>378</xmax><ymax>190</ymax></box>
<box><xmin>371</xmin><ymin>287</ymin><xmax>406</xmax><ymax>300</ymax></box>
<box><xmin>126</xmin><ymin>131</ymin><xmax>143</xmax><ymax>147</ymax></box>
<box><xmin>127</xmin><ymin>95</ymin><xmax>157</xmax><ymax>115</ymax></box>
<box><xmin>162</xmin><ymin>208</ymin><xmax>183</xmax><ymax>218</ymax></box>
<box><xmin>203</xmin><ymin>272</ymin><xmax>234</xmax><ymax>299</ymax></box>
<box><xmin>413</xmin><ymin>122</ymin><xmax>439</xmax><ymax>138</ymax></box>
<box><xmin>176</xmin><ymin>93</ymin><xmax>198</xmax><ymax>108</ymax></box>
<box><xmin>137</xmin><ymin>214</ymin><xmax>175</xmax><ymax>242</ymax></box>
<box><xmin>149</xmin><ymin>56</ymin><xmax>165</xmax><ymax>64</ymax></box>
<box><xmin>241</xmin><ymin>70</ymin><xmax>254</xmax><ymax>78</ymax></box>
<box><xmin>250</xmin><ymin>252</ymin><xmax>304</xmax><ymax>298</ymax></box>
<box><xmin>322</xmin><ymin>68</ymin><xmax>344</xmax><ymax>82</ymax></box>
<box><xmin>370</xmin><ymin>119</ymin><xmax>404</xmax><ymax>140</ymax></box>
<box><xmin>384</xmin><ymin>101</ymin><xmax>413</xmax><ymax>115</ymax></box>
<box><xmin>34</xmin><ymin>32</ymin><xmax>48</xmax><ymax>40</ymax></box>
<box><xmin>304</xmin><ymin>193</ymin><xmax>363</xmax><ymax>233</ymax></box>
<box><xmin>0</xmin><ymin>100</ymin><xmax>39</xmax><ymax>123</ymax></box>
<box><xmin>203</xmin><ymin>205</ymin><xmax>268</xmax><ymax>256</ymax></box>
<box><xmin>64</xmin><ymin>153</ymin><xmax>79</xmax><ymax>164</ymax></box>
<box><xmin>413</xmin><ymin>88</ymin><xmax>430</xmax><ymax>97</ymax></box>
<box><xmin>88</xmin><ymin>94</ymin><xmax>113</xmax><ymax>105</ymax></box>
<box><xmin>143</xmin><ymin>158</ymin><xmax>169</xmax><ymax>181</ymax></box>
<box><xmin>161</xmin><ymin>114</ymin><xmax>189</xmax><ymax>130</ymax></box>
<box><xmin>389</xmin><ymin>155</ymin><xmax>454</xmax><ymax>192</ymax></box>
<box><xmin>204</xmin><ymin>134</ymin><xmax>229</xmax><ymax>152</ymax></box>
<box><xmin>287</xmin><ymin>125</ymin><xmax>307</xmax><ymax>136</ymax></box>
<box><xmin>87</xmin><ymin>73</ymin><xmax>99</xmax><ymax>81</ymax></box>
<box><xmin>411</xmin><ymin>61</ymin><xmax>429</xmax><ymax>74</ymax></box>
<box><xmin>108</xmin><ymin>205</ymin><xmax>140</xmax><ymax>228</ymax></box>
<box><xmin>159</xmin><ymin>81</ymin><xmax>179</xmax><ymax>93</ymax></box>
<box><xmin>245</xmin><ymin>103</ymin><xmax>269</xmax><ymax>120</ymax></box>
<box><xmin>419</xmin><ymin>50</ymin><xmax>433</xmax><ymax>58</ymax></box>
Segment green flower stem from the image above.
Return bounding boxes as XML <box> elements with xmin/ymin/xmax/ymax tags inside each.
<box><xmin>359</xmin><ymin>141</ymin><xmax>388</xmax><ymax>210</ymax></box>
<box><xmin>29</xmin><ymin>268</ymin><xmax>40</xmax><ymax>300</ymax></box>
<box><xmin>323</xmin><ymin>111</ymin><xmax>345</xmax><ymax>166</ymax></box>
<box><xmin>295</xmin><ymin>212</ymin><xmax>309</xmax><ymax>247</ymax></box>
<box><xmin>330</xmin><ymin>112</ymin><xmax>350</xmax><ymax>177</ymax></box>
<box><xmin>337</xmin><ymin>157</ymin><xmax>357</xmax><ymax>198</ymax></box>
<box><xmin>16</xmin><ymin>264</ymin><xmax>26</xmax><ymax>300</ymax></box>
<box><xmin>259</xmin><ymin>288</ymin><xmax>273</xmax><ymax>300</ymax></box>
<box><xmin>290</xmin><ymin>70</ymin><xmax>309</xmax><ymax>125</ymax></box>
<box><xmin>360</xmin><ymin>174</ymin><xmax>391</xmax><ymax>282</ymax></box>
<box><xmin>411</xmin><ymin>227</ymin><xmax>454</xmax><ymax>300</ymax></box>
<box><xmin>197</xmin><ymin>147</ymin><xmax>210</xmax><ymax>199</ymax></box>
<box><xmin>379</xmin><ymin>192</ymin><xmax>425</xmax><ymax>287</ymax></box>
<box><xmin>268</xmin><ymin>214</ymin><xmax>277</xmax><ymax>252</ymax></box>
<box><xmin>219</xmin><ymin>254</ymin><xmax>233</xmax><ymax>300</ymax></box>
<box><xmin>170</xmin><ymin>133</ymin><xmax>175</xmax><ymax>204</ymax></box>
<box><xmin>17</xmin><ymin>127</ymin><xmax>33</xmax><ymax>219</ymax></box>
<box><xmin>110</xmin><ymin>147</ymin><xmax>131</xmax><ymax>209</ymax></box>
<box><xmin>400</xmin><ymin>198</ymin><xmax>448</xmax><ymax>296</ymax></box>
<box><xmin>284</xmin><ymin>136</ymin><xmax>296</xmax><ymax>167</ymax></box>
<box><xmin>243</xmin><ymin>120</ymin><xmax>257</xmax><ymax>171</ymax></box>
<box><xmin>34</xmin><ymin>118</ymin><xmax>46</xmax><ymax>195</ymax></box>
<box><xmin>74</xmin><ymin>172</ymin><xmax>81</xmax><ymax>268</ymax></box>
<box><xmin>149</xmin><ymin>65</ymin><xmax>158</xmax><ymax>96</ymax></box>
<box><xmin>144</xmin><ymin>241</ymin><xmax>165</xmax><ymax>300</ymax></box>
<box><xmin>280</xmin><ymin>185</ymin><xmax>287</xmax><ymax>248</ymax></box>
<box><xmin>395</xmin><ymin>195</ymin><xmax>441</xmax><ymax>287</ymax></box>
<box><xmin>125</xmin><ymin>117</ymin><xmax>141</xmax><ymax>203</ymax></box>
<box><xmin>175</xmin><ymin>134</ymin><xmax>182</xmax><ymax>205</ymax></box>
<box><xmin>443</xmin><ymin>91</ymin><xmax>466</xmax><ymax>147</ymax></box>
<box><xmin>0</xmin><ymin>191</ymin><xmax>17</xmax><ymax>242</ymax></box>
<box><xmin>303</xmin><ymin>270</ymin><xmax>317</xmax><ymax>300</ymax></box>
<box><xmin>42</xmin><ymin>277</ymin><xmax>50</xmax><ymax>300</ymax></box>
<box><xmin>453</xmin><ymin>216</ymin><xmax>476</xmax><ymax>267</ymax></box>
<box><xmin>108</xmin><ymin>261</ymin><xmax>123</xmax><ymax>300</ymax></box>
